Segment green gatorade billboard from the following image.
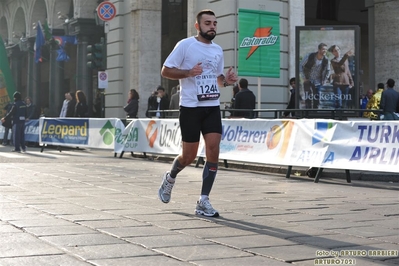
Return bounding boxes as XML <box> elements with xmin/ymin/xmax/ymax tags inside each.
<box><xmin>238</xmin><ymin>9</ymin><xmax>280</xmax><ymax>77</ymax></box>
<box><xmin>0</xmin><ymin>36</ymin><xmax>16</xmax><ymax>117</ymax></box>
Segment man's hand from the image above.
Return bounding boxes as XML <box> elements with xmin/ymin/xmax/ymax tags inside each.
<box><xmin>189</xmin><ymin>62</ymin><xmax>203</xmax><ymax>77</ymax></box>
<box><xmin>225</xmin><ymin>67</ymin><xmax>238</xmax><ymax>84</ymax></box>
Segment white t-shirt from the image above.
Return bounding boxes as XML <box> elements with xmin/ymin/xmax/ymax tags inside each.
<box><xmin>163</xmin><ymin>36</ymin><xmax>224</xmax><ymax>107</ymax></box>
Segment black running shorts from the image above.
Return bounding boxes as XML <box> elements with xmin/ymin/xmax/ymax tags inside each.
<box><xmin>179</xmin><ymin>106</ymin><xmax>222</xmax><ymax>143</ymax></box>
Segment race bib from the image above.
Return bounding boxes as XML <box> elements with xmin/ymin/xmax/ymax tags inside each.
<box><xmin>195</xmin><ymin>74</ymin><xmax>220</xmax><ymax>101</ymax></box>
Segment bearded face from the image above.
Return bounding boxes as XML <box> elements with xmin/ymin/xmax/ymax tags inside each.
<box><xmin>199</xmin><ymin>25</ymin><xmax>216</xmax><ymax>41</ymax></box>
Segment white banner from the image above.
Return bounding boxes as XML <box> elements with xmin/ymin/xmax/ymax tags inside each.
<box><xmin>115</xmin><ymin>119</ymin><xmax>205</xmax><ymax>156</ymax></box>
<box><xmin>115</xmin><ymin>118</ymin><xmax>399</xmax><ymax>173</ymax></box>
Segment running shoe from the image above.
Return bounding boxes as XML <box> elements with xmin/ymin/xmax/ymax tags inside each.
<box><xmin>158</xmin><ymin>172</ymin><xmax>174</xmax><ymax>203</ymax></box>
<box><xmin>195</xmin><ymin>198</ymin><xmax>219</xmax><ymax>217</ymax></box>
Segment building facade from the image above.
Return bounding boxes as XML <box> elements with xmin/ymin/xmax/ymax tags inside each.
<box><xmin>0</xmin><ymin>0</ymin><xmax>397</xmax><ymax>118</ymax></box>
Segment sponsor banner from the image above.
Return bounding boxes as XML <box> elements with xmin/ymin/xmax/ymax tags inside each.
<box><xmin>216</xmin><ymin>119</ymin><xmax>295</xmax><ymax>165</ymax></box>
<box><xmin>115</xmin><ymin>119</ymin><xmax>398</xmax><ymax>173</ymax></box>
<box><xmin>115</xmin><ymin>119</ymin><xmax>206</xmax><ymax>156</ymax></box>
<box><xmin>238</xmin><ymin>9</ymin><xmax>280</xmax><ymax>77</ymax></box>
<box><xmin>25</xmin><ymin>119</ymin><xmax>40</xmax><ymax>142</ymax></box>
<box><xmin>39</xmin><ymin>118</ymin><xmax>124</xmax><ymax>149</ymax></box>
<box><xmin>115</xmin><ymin>119</ymin><xmax>183</xmax><ymax>154</ymax></box>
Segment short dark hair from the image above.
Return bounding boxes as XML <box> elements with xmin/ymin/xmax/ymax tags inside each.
<box><xmin>196</xmin><ymin>9</ymin><xmax>215</xmax><ymax>24</ymax></box>
<box><xmin>377</xmin><ymin>83</ymin><xmax>384</xmax><ymax>89</ymax></box>
<box><xmin>386</xmin><ymin>79</ymin><xmax>395</xmax><ymax>88</ymax></box>
<box><xmin>318</xmin><ymin>43</ymin><xmax>327</xmax><ymax>50</ymax></box>
<box><xmin>238</xmin><ymin>78</ymin><xmax>248</xmax><ymax>89</ymax></box>
<box><xmin>157</xmin><ymin>86</ymin><xmax>165</xmax><ymax>92</ymax></box>
<box><xmin>289</xmin><ymin>77</ymin><xmax>295</xmax><ymax>84</ymax></box>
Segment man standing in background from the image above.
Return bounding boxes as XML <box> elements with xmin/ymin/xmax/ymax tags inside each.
<box><xmin>233</xmin><ymin>78</ymin><xmax>256</xmax><ymax>118</ymax></box>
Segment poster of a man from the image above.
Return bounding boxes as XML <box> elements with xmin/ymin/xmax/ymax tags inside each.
<box><xmin>296</xmin><ymin>26</ymin><xmax>360</xmax><ymax>112</ymax></box>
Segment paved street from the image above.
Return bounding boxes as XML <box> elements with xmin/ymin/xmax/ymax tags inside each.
<box><xmin>0</xmin><ymin>145</ymin><xmax>398</xmax><ymax>265</ymax></box>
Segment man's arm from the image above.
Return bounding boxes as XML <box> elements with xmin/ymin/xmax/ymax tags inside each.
<box><xmin>161</xmin><ymin>62</ymin><xmax>203</xmax><ymax>80</ymax></box>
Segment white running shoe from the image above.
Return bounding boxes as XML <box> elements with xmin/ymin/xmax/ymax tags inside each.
<box><xmin>158</xmin><ymin>172</ymin><xmax>174</xmax><ymax>203</ymax></box>
<box><xmin>195</xmin><ymin>198</ymin><xmax>219</xmax><ymax>217</ymax></box>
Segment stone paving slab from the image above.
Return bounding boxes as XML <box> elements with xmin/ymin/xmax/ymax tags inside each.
<box><xmin>0</xmin><ymin>255</ymin><xmax>91</xmax><ymax>266</ymax></box>
<box><xmin>0</xmin><ymin>158</ymin><xmax>398</xmax><ymax>265</ymax></box>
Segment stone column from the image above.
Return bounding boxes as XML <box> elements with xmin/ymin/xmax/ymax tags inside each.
<box><xmin>10</xmin><ymin>47</ymin><xmax>22</xmax><ymax>91</ymax></box>
<box><xmin>26</xmin><ymin>38</ymin><xmax>35</xmax><ymax>100</ymax></box>
<box><xmin>76</xmin><ymin>35</ymin><xmax>92</xmax><ymax>115</ymax></box>
<box><xmin>374</xmin><ymin>0</ymin><xmax>399</xmax><ymax>84</ymax></box>
<box><xmin>49</xmin><ymin>41</ymin><xmax>64</xmax><ymax>117</ymax></box>
<box><xmin>127</xmin><ymin>1</ymin><xmax>162</xmax><ymax>118</ymax></box>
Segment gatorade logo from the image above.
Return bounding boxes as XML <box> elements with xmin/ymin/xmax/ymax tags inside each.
<box><xmin>145</xmin><ymin>120</ymin><xmax>158</xmax><ymax>148</ymax></box>
<box><xmin>240</xmin><ymin>27</ymin><xmax>278</xmax><ymax>60</ymax></box>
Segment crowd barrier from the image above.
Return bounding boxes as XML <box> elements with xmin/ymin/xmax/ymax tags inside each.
<box><xmin>1</xmin><ymin>117</ymin><xmax>397</xmax><ymax>183</ymax></box>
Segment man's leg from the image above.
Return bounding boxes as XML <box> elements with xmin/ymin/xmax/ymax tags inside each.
<box><xmin>200</xmin><ymin>132</ymin><xmax>220</xmax><ymax>199</ymax></box>
<box><xmin>12</xmin><ymin>124</ymin><xmax>20</xmax><ymax>151</ymax></box>
<box><xmin>158</xmin><ymin>142</ymin><xmax>199</xmax><ymax>203</ymax></box>
<box><xmin>195</xmin><ymin>132</ymin><xmax>221</xmax><ymax>217</ymax></box>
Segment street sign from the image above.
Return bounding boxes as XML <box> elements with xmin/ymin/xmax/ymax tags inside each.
<box><xmin>97</xmin><ymin>2</ymin><xmax>116</xmax><ymax>22</ymax></box>
<box><xmin>98</xmin><ymin>71</ymin><xmax>108</xmax><ymax>89</ymax></box>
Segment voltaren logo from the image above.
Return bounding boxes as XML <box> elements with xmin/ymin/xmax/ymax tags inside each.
<box><xmin>240</xmin><ymin>27</ymin><xmax>278</xmax><ymax>60</ymax></box>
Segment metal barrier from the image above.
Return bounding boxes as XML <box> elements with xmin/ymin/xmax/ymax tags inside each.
<box><xmin>146</xmin><ymin>108</ymin><xmax>382</xmax><ymax>120</ymax></box>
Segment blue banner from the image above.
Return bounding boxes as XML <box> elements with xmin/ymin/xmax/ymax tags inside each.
<box><xmin>40</xmin><ymin>118</ymin><xmax>89</xmax><ymax>145</ymax></box>
<box><xmin>25</xmin><ymin>119</ymin><xmax>40</xmax><ymax>142</ymax></box>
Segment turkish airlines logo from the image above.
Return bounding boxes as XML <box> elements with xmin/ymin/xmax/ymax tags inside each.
<box><xmin>240</xmin><ymin>27</ymin><xmax>278</xmax><ymax>60</ymax></box>
<box><xmin>145</xmin><ymin>120</ymin><xmax>158</xmax><ymax>148</ymax></box>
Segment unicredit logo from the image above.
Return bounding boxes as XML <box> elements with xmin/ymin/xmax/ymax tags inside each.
<box><xmin>145</xmin><ymin>120</ymin><xmax>158</xmax><ymax>148</ymax></box>
<box><xmin>240</xmin><ymin>27</ymin><xmax>278</xmax><ymax>59</ymax></box>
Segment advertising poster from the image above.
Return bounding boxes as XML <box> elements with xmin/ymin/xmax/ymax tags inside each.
<box><xmin>295</xmin><ymin>26</ymin><xmax>360</xmax><ymax>112</ymax></box>
<box><xmin>238</xmin><ymin>9</ymin><xmax>280</xmax><ymax>77</ymax></box>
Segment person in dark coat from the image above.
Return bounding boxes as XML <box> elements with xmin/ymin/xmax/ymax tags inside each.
<box><xmin>124</xmin><ymin>89</ymin><xmax>139</xmax><ymax>118</ymax></box>
<box><xmin>380</xmin><ymin>78</ymin><xmax>399</xmax><ymax>120</ymax></box>
<box><xmin>66</xmin><ymin>92</ymin><xmax>77</xmax><ymax>117</ymax></box>
<box><xmin>74</xmin><ymin>90</ymin><xmax>88</xmax><ymax>117</ymax></box>
<box><xmin>284</xmin><ymin>77</ymin><xmax>296</xmax><ymax>117</ymax></box>
<box><xmin>25</xmin><ymin>97</ymin><xmax>39</xmax><ymax>120</ymax></box>
<box><xmin>1</xmin><ymin>91</ymin><xmax>27</xmax><ymax>152</ymax></box>
<box><xmin>233</xmin><ymin>78</ymin><xmax>256</xmax><ymax>118</ymax></box>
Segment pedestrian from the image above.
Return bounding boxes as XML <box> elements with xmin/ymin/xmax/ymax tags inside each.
<box><xmin>158</xmin><ymin>9</ymin><xmax>238</xmax><ymax>217</ymax></box>
<box><xmin>1</xmin><ymin>102</ymin><xmax>12</xmax><ymax>145</ymax></box>
<box><xmin>123</xmin><ymin>89</ymin><xmax>139</xmax><ymax>118</ymax></box>
<box><xmin>283</xmin><ymin>77</ymin><xmax>296</xmax><ymax>117</ymax></box>
<box><xmin>154</xmin><ymin>86</ymin><xmax>170</xmax><ymax>118</ymax></box>
<box><xmin>380</xmin><ymin>79</ymin><xmax>399</xmax><ymax>120</ymax></box>
<box><xmin>233</xmin><ymin>78</ymin><xmax>256</xmax><ymax>118</ymax></box>
<box><xmin>1</xmin><ymin>91</ymin><xmax>27</xmax><ymax>152</ymax></box>
<box><xmin>364</xmin><ymin>83</ymin><xmax>384</xmax><ymax>120</ymax></box>
<box><xmin>169</xmin><ymin>85</ymin><xmax>180</xmax><ymax>118</ymax></box>
<box><xmin>360</xmin><ymin>89</ymin><xmax>373</xmax><ymax>117</ymax></box>
<box><xmin>225</xmin><ymin>85</ymin><xmax>239</xmax><ymax>117</ymax></box>
<box><xmin>25</xmin><ymin>97</ymin><xmax>39</xmax><ymax>120</ymax></box>
<box><xmin>300</xmin><ymin>43</ymin><xmax>331</xmax><ymax>109</ymax></box>
<box><xmin>66</xmin><ymin>92</ymin><xmax>76</xmax><ymax>117</ymax></box>
<box><xmin>59</xmin><ymin>92</ymin><xmax>69</xmax><ymax>118</ymax></box>
<box><xmin>74</xmin><ymin>90</ymin><xmax>88</xmax><ymax>117</ymax></box>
